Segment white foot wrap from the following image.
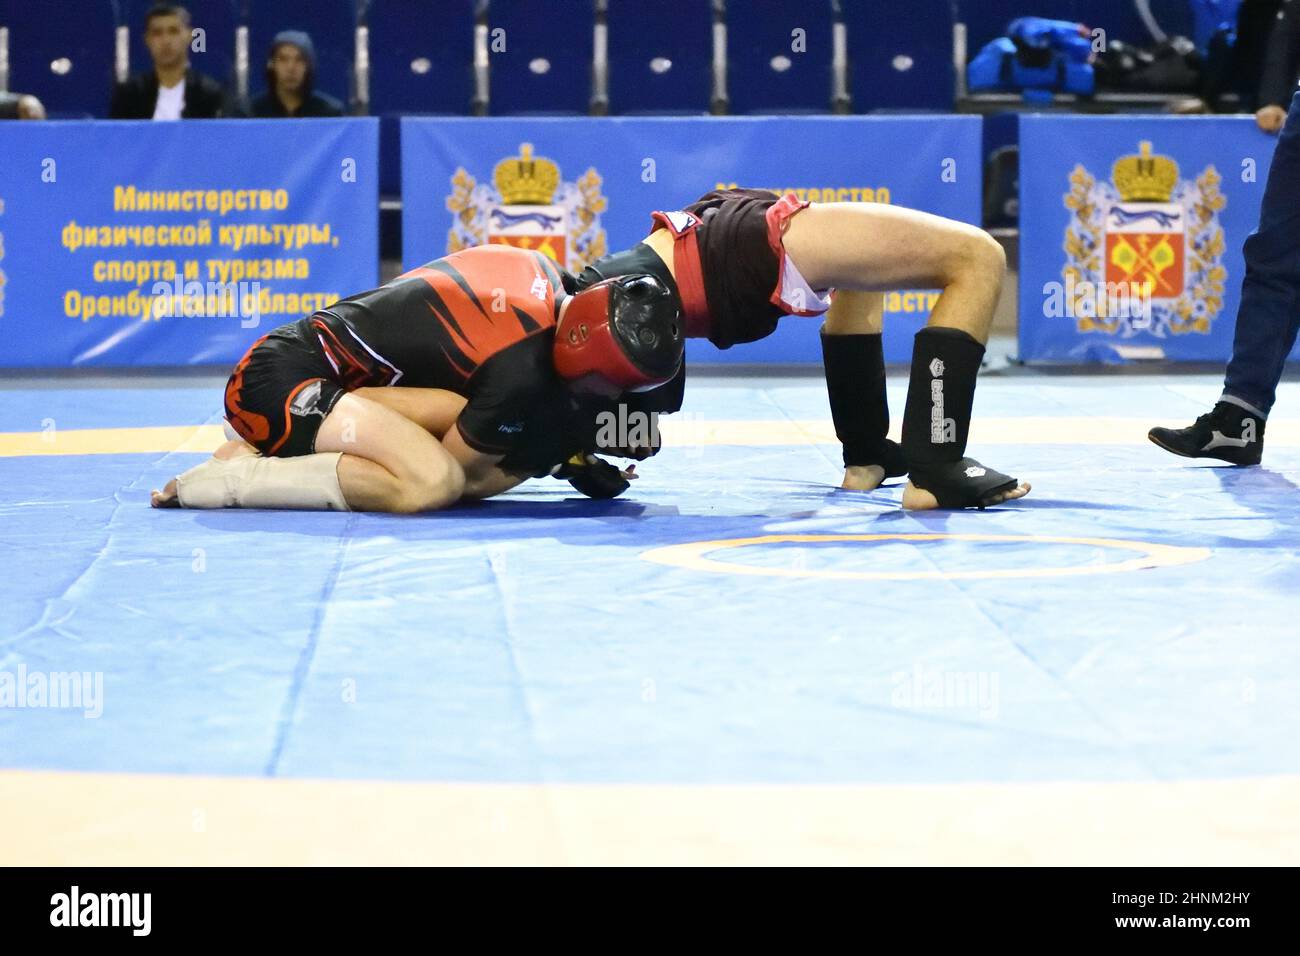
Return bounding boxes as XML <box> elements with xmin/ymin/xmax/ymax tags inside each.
<box><xmin>175</xmin><ymin>453</ymin><xmax>349</xmax><ymax>511</ymax></box>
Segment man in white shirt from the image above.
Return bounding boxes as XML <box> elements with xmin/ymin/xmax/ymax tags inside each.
<box><xmin>110</xmin><ymin>4</ymin><xmax>226</xmax><ymax>120</ymax></box>
<box><xmin>152</xmin><ymin>76</ymin><xmax>186</xmax><ymax>121</ymax></box>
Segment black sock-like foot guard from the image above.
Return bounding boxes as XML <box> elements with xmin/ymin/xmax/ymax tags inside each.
<box><xmin>908</xmin><ymin>457</ymin><xmax>1018</xmax><ymax>510</ymax></box>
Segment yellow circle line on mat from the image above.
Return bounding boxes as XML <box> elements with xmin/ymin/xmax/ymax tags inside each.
<box><xmin>641</xmin><ymin>533</ymin><xmax>1211</xmax><ymax>581</ymax></box>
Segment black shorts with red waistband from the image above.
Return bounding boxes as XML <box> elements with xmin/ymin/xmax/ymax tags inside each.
<box><xmin>223</xmin><ymin>314</ymin><xmax>397</xmax><ymax>458</ymax></box>
<box><xmin>578</xmin><ymin>189</ymin><xmax>820</xmax><ymax>351</ymax></box>
<box><xmin>666</xmin><ymin>189</ymin><xmax>822</xmax><ymax>350</ymax></box>
<box><xmin>684</xmin><ymin>188</ymin><xmax>787</xmax><ymax>349</ymax></box>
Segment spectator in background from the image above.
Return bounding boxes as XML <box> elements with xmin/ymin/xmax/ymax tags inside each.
<box><xmin>1256</xmin><ymin>0</ymin><xmax>1300</xmax><ymax>130</ymax></box>
<box><xmin>246</xmin><ymin>32</ymin><xmax>343</xmax><ymax>118</ymax></box>
<box><xmin>110</xmin><ymin>4</ymin><xmax>226</xmax><ymax>119</ymax></box>
<box><xmin>0</xmin><ymin>92</ymin><xmax>47</xmax><ymax>119</ymax></box>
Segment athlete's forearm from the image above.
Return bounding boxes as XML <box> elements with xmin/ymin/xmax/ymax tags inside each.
<box><xmin>436</xmin><ymin>424</ymin><xmax>523</xmax><ymax>500</ymax></box>
<box><xmin>461</xmin><ymin>467</ymin><xmax>528</xmax><ymax>500</ymax></box>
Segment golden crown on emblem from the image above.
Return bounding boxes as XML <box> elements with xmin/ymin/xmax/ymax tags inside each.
<box><xmin>1112</xmin><ymin>141</ymin><xmax>1179</xmax><ymax>203</ymax></box>
<box><xmin>493</xmin><ymin>143</ymin><xmax>561</xmax><ymax>205</ymax></box>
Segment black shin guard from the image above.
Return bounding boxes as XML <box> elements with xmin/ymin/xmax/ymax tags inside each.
<box><xmin>902</xmin><ymin>327</ymin><xmax>1016</xmax><ymax>508</ymax></box>
<box><xmin>902</xmin><ymin>327</ymin><xmax>982</xmax><ymax>465</ymax></box>
<box><xmin>820</xmin><ymin>331</ymin><xmax>904</xmax><ymax>475</ymax></box>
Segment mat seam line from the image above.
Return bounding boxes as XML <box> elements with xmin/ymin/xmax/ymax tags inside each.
<box><xmin>263</xmin><ymin>512</ymin><xmax>356</xmax><ymax>777</ymax></box>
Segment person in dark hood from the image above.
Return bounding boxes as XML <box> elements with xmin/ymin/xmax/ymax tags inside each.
<box><xmin>248</xmin><ymin>31</ymin><xmax>344</xmax><ymax>118</ymax></box>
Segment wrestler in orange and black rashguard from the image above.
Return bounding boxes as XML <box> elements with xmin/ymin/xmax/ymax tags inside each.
<box><xmin>224</xmin><ymin>244</ymin><xmax>580</xmax><ymax>469</ymax></box>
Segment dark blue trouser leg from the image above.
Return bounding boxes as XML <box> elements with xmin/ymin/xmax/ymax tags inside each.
<box><xmin>1221</xmin><ymin>90</ymin><xmax>1300</xmax><ymax>418</ymax></box>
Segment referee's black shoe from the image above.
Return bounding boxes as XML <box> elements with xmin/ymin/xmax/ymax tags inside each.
<box><xmin>1149</xmin><ymin>401</ymin><xmax>1264</xmax><ymax>466</ymax></box>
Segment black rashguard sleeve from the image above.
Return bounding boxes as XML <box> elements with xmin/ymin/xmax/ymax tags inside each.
<box><xmin>454</xmin><ymin>334</ymin><xmax>573</xmax><ymax>461</ymax></box>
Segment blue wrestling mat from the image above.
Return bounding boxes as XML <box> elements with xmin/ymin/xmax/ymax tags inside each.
<box><xmin>2</xmin><ymin>372</ymin><xmax>1298</xmax><ymax>789</ymax></box>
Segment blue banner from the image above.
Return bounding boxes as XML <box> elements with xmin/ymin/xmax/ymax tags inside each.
<box><xmin>0</xmin><ymin>118</ymin><xmax>378</xmax><ymax>368</ymax></box>
<box><xmin>1018</xmin><ymin>115</ymin><xmax>1286</xmax><ymax>363</ymax></box>
<box><xmin>402</xmin><ymin>116</ymin><xmax>982</xmax><ymax>363</ymax></box>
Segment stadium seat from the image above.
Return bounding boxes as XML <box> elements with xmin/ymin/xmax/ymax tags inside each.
<box><xmin>365</xmin><ymin>0</ymin><xmax>477</xmax><ymax>196</ymax></box>
<box><xmin>124</xmin><ymin>0</ymin><xmax>240</xmax><ymax>91</ymax></box>
<box><xmin>604</xmin><ymin>0</ymin><xmax>713</xmax><ymax>113</ymax></box>
<box><xmin>365</xmin><ymin>0</ymin><xmax>477</xmax><ymax>115</ymax></box>
<box><xmin>6</xmin><ymin>0</ymin><xmax>118</xmax><ymax>117</ymax></box>
<box><xmin>723</xmin><ymin>0</ymin><xmax>837</xmax><ymax>113</ymax></box>
<box><xmin>247</xmin><ymin>0</ymin><xmax>356</xmax><ymax>108</ymax></box>
<box><xmin>484</xmin><ymin>0</ymin><xmax>592</xmax><ymax>114</ymax></box>
<box><xmin>840</xmin><ymin>0</ymin><xmax>954</xmax><ymax>111</ymax></box>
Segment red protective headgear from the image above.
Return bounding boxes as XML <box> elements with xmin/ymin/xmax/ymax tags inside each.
<box><xmin>554</xmin><ymin>274</ymin><xmax>683</xmax><ymax>392</ymax></box>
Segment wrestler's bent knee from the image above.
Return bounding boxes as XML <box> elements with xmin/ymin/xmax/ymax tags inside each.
<box><xmin>393</xmin><ymin>459</ymin><xmax>465</xmax><ymax>513</ymax></box>
<box><xmin>965</xmin><ymin>229</ymin><xmax>1006</xmax><ymax>278</ymax></box>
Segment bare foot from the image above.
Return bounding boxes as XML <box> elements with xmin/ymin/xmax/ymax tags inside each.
<box><xmin>150</xmin><ymin>478</ymin><xmax>181</xmax><ymax>508</ymax></box>
<box><xmin>841</xmin><ymin>464</ymin><xmax>886</xmax><ymax>492</ymax></box>
<box><xmin>151</xmin><ymin>445</ymin><xmax>251</xmax><ymax>508</ymax></box>
<box><xmin>902</xmin><ymin>480</ymin><xmax>1032</xmax><ymax>511</ymax></box>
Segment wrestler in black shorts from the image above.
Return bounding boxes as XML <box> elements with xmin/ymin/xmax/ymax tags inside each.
<box><xmin>577</xmin><ymin>187</ymin><xmax>885</xmax><ymax>455</ymax></box>
<box><xmin>577</xmin><ymin>188</ymin><xmax>808</xmax><ymax>350</ymax></box>
<box><xmin>579</xmin><ymin>187</ymin><xmax>1024</xmax><ymax>508</ymax></box>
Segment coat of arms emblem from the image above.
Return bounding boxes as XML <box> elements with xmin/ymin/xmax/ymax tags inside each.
<box><xmin>445</xmin><ymin>143</ymin><xmax>607</xmax><ymax>273</ymax></box>
<box><xmin>1062</xmin><ymin>141</ymin><xmax>1227</xmax><ymax>336</ymax></box>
